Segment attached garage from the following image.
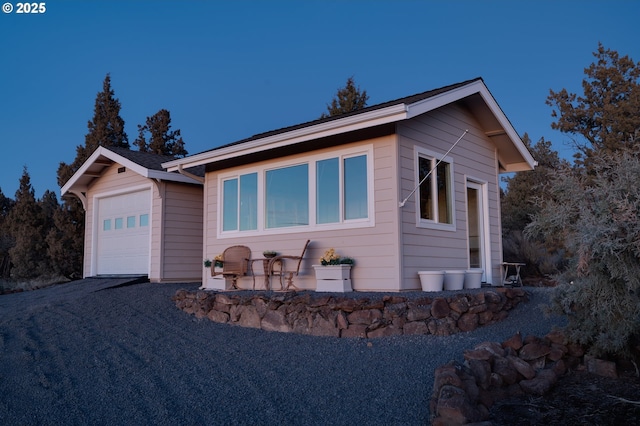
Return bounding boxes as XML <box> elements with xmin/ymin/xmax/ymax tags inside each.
<box><xmin>95</xmin><ymin>189</ymin><xmax>151</xmax><ymax>275</ymax></box>
<box><xmin>61</xmin><ymin>146</ymin><xmax>204</xmax><ymax>283</ymax></box>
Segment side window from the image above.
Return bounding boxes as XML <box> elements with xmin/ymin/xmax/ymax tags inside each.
<box><xmin>417</xmin><ymin>149</ymin><xmax>454</xmax><ymax>228</ymax></box>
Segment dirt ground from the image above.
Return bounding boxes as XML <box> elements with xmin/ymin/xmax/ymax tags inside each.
<box><xmin>488</xmin><ymin>369</ymin><xmax>640</xmax><ymax>425</ymax></box>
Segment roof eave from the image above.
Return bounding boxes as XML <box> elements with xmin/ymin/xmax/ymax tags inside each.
<box><xmin>163</xmin><ymin>104</ymin><xmax>408</xmax><ymax>171</ymax></box>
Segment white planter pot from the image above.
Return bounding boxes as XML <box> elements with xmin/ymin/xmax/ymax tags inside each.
<box><xmin>464</xmin><ymin>269</ymin><xmax>483</xmax><ymax>289</ymax></box>
<box><xmin>444</xmin><ymin>270</ymin><xmax>465</xmax><ymax>291</ymax></box>
<box><xmin>313</xmin><ymin>265</ymin><xmax>352</xmax><ymax>292</ymax></box>
<box><xmin>313</xmin><ymin>264</ymin><xmax>352</xmax><ymax>280</ymax></box>
<box><xmin>418</xmin><ymin>271</ymin><xmax>444</xmax><ymax>292</ymax></box>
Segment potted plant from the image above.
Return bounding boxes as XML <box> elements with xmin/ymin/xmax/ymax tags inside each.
<box><xmin>213</xmin><ymin>254</ymin><xmax>224</xmax><ymax>269</ymax></box>
<box><xmin>313</xmin><ymin>248</ymin><xmax>353</xmax><ymax>292</ymax></box>
<box><xmin>263</xmin><ymin>250</ymin><xmax>277</xmax><ymax>259</ymax></box>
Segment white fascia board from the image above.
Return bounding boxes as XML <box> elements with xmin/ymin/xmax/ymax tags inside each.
<box><xmin>406</xmin><ymin>80</ymin><xmax>536</xmax><ymax>170</ymax></box>
<box><xmin>163</xmin><ymin>104</ymin><xmax>408</xmax><ymax>171</ymax></box>
<box><xmin>60</xmin><ymin>146</ymin><xmax>107</xmax><ymax>196</ymax></box>
<box><xmin>147</xmin><ymin>170</ymin><xmax>203</xmax><ymax>185</ymax></box>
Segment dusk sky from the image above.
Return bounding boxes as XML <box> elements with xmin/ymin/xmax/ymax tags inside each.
<box><xmin>1</xmin><ymin>0</ymin><xmax>639</xmax><ymax>198</ymax></box>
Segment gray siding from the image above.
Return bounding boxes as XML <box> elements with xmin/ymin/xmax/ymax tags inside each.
<box><xmin>159</xmin><ymin>182</ymin><xmax>203</xmax><ymax>282</ymax></box>
<box><xmin>398</xmin><ymin>103</ymin><xmax>502</xmax><ymax>288</ymax></box>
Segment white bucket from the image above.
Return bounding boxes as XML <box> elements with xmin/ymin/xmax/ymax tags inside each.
<box><xmin>443</xmin><ymin>270</ymin><xmax>465</xmax><ymax>290</ymax></box>
<box><xmin>418</xmin><ymin>271</ymin><xmax>444</xmax><ymax>292</ymax></box>
<box><xmin>464</xmin><ymin>269</ymin><xmax>483</xmax><ymax>289</ymax></box>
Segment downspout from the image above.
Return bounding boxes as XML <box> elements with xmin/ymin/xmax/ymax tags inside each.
<box><xmin>177</xmin><ymin>165</ymin><xmax>205</xmax><ymax>183</ymax></box>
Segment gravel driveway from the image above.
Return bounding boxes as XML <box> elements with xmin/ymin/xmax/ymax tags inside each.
<box><xmin>0</xmin><ymin>279</ymin><xmax>563</xmax><ymax>425</ymax></box>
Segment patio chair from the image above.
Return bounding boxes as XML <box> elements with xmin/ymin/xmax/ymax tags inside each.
<box><xmin>268</xmin><ymin>240</ymin><xmax>311</xmax><ymax>291</ymax></box>
<box><xmin>212</xmin><ymin>245</ymin><xmax>252</xmax><ymax>289</ymax></box>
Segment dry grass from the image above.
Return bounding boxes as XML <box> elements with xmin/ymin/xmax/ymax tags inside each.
<box><xmin>0</xmin><ymin>275</ymin><xmax>70</xmax><ymax>294</ymax></box>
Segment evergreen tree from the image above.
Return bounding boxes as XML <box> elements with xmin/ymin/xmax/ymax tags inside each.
<box><xmin>321</xmin><ymin>76</ymin><xmax>369</xmax><ymax>118</ymax></box>
<box><xmin>501</xmin><ymin>135</ymin><xmax>570</xmax><ymax>276</ymax></box>
<box><xmin>134</xmin><ymin>109</ymin><xmax>188</xmax><ymax>157</ymax></box>
<box><xmin>55</xmin><ymin>74</ymin><xmax>128</xmax><ymax>278</ymax></box>
<box><xmin>547</xmin><ymin>43</ymin><xmax>640</xmax><ymax>162</ymax></box>
<box><xmin>0</xmin><ymin>188</ymin><xmax>15</xmax><ymax>278</ymax></box>
<box><xmin>527</xmin><ymin>149</ymin><xmax>640</xmax><ymax>360</ymax></box>
<box><xmin>46</xmin><ymin>200</ymin><xmax>83</xmax><ymax>278</ymax></box>
<box><xmin>58</xmin><ymin>73</ymin><xmax>129</xmax><ymax>187</ymax></box>
<box><xmin>7</xmin><ymin>168</ymin><xmax>47</xmax><ymax>279</ymax></box>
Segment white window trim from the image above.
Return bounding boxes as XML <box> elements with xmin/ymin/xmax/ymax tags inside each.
<box><xmin>414</xmin><ymin>146</ymin><xmax>456</xmax><ymax>232</ymax></box>
<box><xmin>217</xmin><ymin>145</ymin><xmax>375</xmax><ymax>239</ymax></box>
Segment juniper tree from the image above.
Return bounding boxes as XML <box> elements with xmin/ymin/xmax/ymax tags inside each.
<box><xmin>134</xmin><ymin>109</ymin><xmax>188</xmax><ymax>157</ymax></box>
<box><xmin>321</xmin><ymin>76</ymin><xmax>369</xmax><ymax>118</ymax></box>
<box><xmin>501</xmin><ymin>135</ymin><xmax>570</xmax><ymax>276</ymax></box>
<box><xmin>58</xmin><ymin>73</ymin><xmax>129</xmax><ymax>187</ymax></box>
<box><xmin>7</xmin><ymin>168</ymin><xmax>47</xmax><ymax>279</ymax></box>
<box><xmin>547</xmin><ymin>43</ymin><xmax>640</xmax><ymax>165</ymax></box>
<box><xmin>527</xmin><ymin>149</ymin><xmax>640</xmax><ymax>360</ymax></box>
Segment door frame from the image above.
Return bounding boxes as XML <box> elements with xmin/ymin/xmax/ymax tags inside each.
<box><xmin>466</xmin><ymin>177</ymin><xmax>492</xmax><ymax>284</ymax></box>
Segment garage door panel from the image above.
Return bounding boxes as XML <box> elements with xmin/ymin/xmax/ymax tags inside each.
<box><xmin>96</xmin><ymin>190</ymin><xmax>150</xmax><ymax>275</ymax></box>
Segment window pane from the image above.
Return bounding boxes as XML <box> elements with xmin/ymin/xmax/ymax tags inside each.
<box><xmin>419</xmin><ymin>156</ymin><xmax>433</xmax><ymax>220</ymax></box>
<box><xmin>239</xmin><ymin>173</ymin><xmax>257</xmax><ymax>231</ymax></box>
<box><xmin>140</xmin><ymin>214</ymin><xmax>149</xmax><ymax>227</ymax></box>
<box><xmin>266</xmin><ymin>164</ymin><xmax>308</xmax><ymax>228</ymax></box>
<box><xmin>437</xmin><ymin>161</ymin><xmax>452</xmax><ymax>224</ymax></box>
<box><xmin>316</xmin><ymin>158</ymin><xmax>339</xmax><ymax>224</ymax></box>
<box><xmin>344</xmin><ymin>155</ymin><xmax>368</xmax><ymax>220</ymax></box>
<box><xmin>103</xmin><ymin>219</ymin><xmax>111</xmax><ymax>231</ymax></box>
<box><xmin>127</xmin><ymin>216</ymin><xmax>136</xmax><ymax>228</ymax></box>
<box><xmin>222</xmin><ymin>178</ymin><xmax>238</xmax><ymax>231</ymax></box>
<box><xmin>115</xmin><ymin>218</ymin><xmax>123</xmax><ymax>229</ymax></box>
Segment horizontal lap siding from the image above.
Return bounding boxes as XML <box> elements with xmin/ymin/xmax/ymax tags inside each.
<box><xmin>161</xmin><ymin>183</ymin><xmax>203</xmax><ymax>282</ymax></box>
<box><xmin>84</xmin><ymin>165</ymin><xmax>153</xmax><ymax>278</ymax></box>
<box><xmin>203</xmin><ymin>136</ymin><xmax>402</xmax><ymax>291</ymax></box>
<box><xmin>398</xmin><ymin>104</ymin><xmax>501</xmax><ymax>289</ymax></box>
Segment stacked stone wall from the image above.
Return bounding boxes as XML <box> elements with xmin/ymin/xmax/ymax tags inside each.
<box><xmin>172</xmin><ymin>287</ymin><xmax>528</xmax><ymax>338</ymax></box>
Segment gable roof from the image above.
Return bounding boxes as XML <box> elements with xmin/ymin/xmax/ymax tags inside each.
<box><xmin>60</xmin><ymin>146</ymin><xmax>204</xmax><ymax>202</ymax></box>
<box><xmin>163</xmin><ymin>78</ymin><xmax>536</xmax><ymax>173</ymax></box>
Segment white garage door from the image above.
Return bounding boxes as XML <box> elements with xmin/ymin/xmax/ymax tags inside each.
<box><xmin>96</xmin><ymin>190</ymin><xmax>151</xmax><ymax>275</ymax></box>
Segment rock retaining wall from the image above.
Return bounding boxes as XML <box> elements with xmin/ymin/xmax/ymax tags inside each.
<box><xmin>172</xmin><ymin>287</ymin><xmax>528</xmax><ymax>338</ymax></box>
<box><xmin>428</xmin><ymin>330</ymin><xmax>619</xmax><ymax>425</ymax></box>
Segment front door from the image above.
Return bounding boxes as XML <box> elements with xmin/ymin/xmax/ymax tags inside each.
<box><xmin>466</xmin><ymin>181</ymin><xmax>489</xmax><ymax>282</ymax></box>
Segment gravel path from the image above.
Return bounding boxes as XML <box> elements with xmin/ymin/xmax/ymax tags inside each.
<box><xmin>0</xmin><ymin>279</ymin><xmax>564</xmax><ymax>425</ymax></box>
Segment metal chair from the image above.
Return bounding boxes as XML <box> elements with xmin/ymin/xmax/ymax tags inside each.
<box><xmin>212</xmin><ymin>245</ymin><xmax>252</xmax><ymax>289</ymax></box>
<box><xmin>268</xmin><ymin>240</ymin><xmax>311</xmax><ymax>291</ymax></box>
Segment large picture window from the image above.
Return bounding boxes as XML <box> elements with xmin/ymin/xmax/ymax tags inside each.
<box><xmin>219</xmin><ymin>147</ymin><xmax>373</xmax><ymax>236</ymax></box>
<box><xmin>416</xmin><ymin>147</ymin><xmax>455</xmax><ymax>229</ymax></box>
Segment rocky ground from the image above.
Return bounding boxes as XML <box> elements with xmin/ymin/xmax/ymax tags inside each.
<box><xmin>489</xmin><ymin>368</ymin><xmax>640</xmax><ymax>425</ymax></box>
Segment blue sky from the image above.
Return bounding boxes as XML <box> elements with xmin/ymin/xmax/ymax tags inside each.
<box><xmin>1</xmin><ymin>0</ymin><xmax>639</xmax><ymax>198</ymax></box>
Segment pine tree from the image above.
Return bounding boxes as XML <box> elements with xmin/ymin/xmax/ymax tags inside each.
<box><xmin>321</xmin><ymin>76</ymin><xmax>369</xmax><ymax>118</ymax></box>
<box><xmin>134</xmin><ymin>109</ymin><xmax>188</xmax><ymax>157</ymax></box>
<box><xmin>7</xmin><ymin>168</ymin><xmax>47</xmax><ymax>279</ymax></box>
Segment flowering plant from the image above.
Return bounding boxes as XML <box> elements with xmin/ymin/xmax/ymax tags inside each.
<box><xmin>203</xmin><ymin>259</ymin><xmax>212</xmax><ymax>268</ymax></box>
<box><xmin>319</xmin><ymin>248</ymin><xmax>354</xmax><ymax>266</ymax></box>
<box><xmin>214</xmin><ymin>254</ymin><xmax>224</xmax><ymax>268</ymax></box>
